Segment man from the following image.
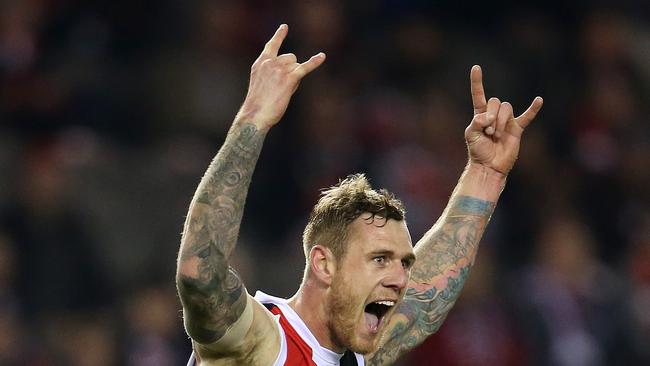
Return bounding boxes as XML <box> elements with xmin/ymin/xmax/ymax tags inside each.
<box><xmin>176</xmin><ymin>24</ymin><xmax>543</xmax><ymax>366</ymax></box>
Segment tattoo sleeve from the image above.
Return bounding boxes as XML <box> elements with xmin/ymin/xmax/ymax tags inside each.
<box><xmin>367</xmin><ymin>193</ymin><xmax>495</xmax><ymax>365</ymax></box>
<box><xmin>176</xmin><ymin>122</ymin><xmax>266</xmax><ymax>344</ymax></box>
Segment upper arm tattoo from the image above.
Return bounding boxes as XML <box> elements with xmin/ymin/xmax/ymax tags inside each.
<box><xmin>366</xmin><ymin>196</ymin><xmax>495</xmax><ymax>365</ymax></box>
<box><xmin>176</xmin><ymin>123</ymin><xmax>265</xmax><ymax>344</ymax></box>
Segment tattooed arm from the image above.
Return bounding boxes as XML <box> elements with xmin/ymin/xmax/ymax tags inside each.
<box><xmin>176</xmin><ymin>24</ymin><xmax>325</xmax><ymax>351</ymax></box>
<box><xmin>366</xmin><ymin>66</ymin><xmax>543</xmax><ymax>365</ymax></box>
<box><xmin>365</xmin><ymin>165</ymin><xmax>502</xmax><ymax>365</ymax></box>
<box><xmin>176</xmin><ymin>122</ymin><xmax>264</xmax><ymax>344</ymax></box>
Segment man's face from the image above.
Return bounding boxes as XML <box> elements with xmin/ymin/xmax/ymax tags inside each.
<box><xmin>327</xmin><ymin>214</ymin><xmax>415</xmax><ymax>354</ymax></box>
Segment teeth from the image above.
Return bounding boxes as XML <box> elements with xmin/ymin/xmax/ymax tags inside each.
<box><xmin>375</xmin><ymin>300</ymin><xmax>395</xmax><ymax>307</ymax></box>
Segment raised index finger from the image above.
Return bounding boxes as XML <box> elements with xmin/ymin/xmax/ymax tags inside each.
<box><xmin>470</xmin><ymin>65</ymin><xmax>487</xmax><ymax>115</ymax></box>
<box><xmin>261</xmin><ymin>24</ymin><xmax>288</xmax><ymax>59</ymax></box>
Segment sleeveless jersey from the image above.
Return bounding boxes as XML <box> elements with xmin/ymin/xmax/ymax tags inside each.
<box><xmin>186</xmin><ymin>291</ymin><xmax>365</xmax><ymax>366</ymax></box>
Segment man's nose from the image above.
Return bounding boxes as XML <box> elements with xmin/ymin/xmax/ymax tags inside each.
<box><xmin>382</xmin><ymin>262</ymin><xmax>409</xmax><ymax>293</ymax></box>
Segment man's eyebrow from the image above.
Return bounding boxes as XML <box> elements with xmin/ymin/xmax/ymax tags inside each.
<box><xmin>369</xmin><ymin>249</ymin><xmax>395</xmax><ymax>257</ymax></box>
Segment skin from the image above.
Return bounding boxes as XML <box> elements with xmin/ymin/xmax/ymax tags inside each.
<box><xmin>288</xmin><ymin>215</ymin><xmax>416</xmax><ymax>355</ymax></box>
<box><xmin>176</xmin><ymin>24</ymin><xmax>325</xmax><ymax>364</ymax></box>
<box><xmin>365</xmin><ymin>66</ymin><xmax>543</xmax><ymax>365</ymax></box>
<box><xmin>176</xmin><ymin>24</ymin><xmax>543</xmax><ymax>366</ymax></box>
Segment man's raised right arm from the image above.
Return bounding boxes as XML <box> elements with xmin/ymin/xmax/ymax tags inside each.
<box><xmin>175</xmin><ymin>24</ymin><xmax>325</xmax><ymax>347</ymax></box>
<box><xmin>176</xmin><ymin>120</ymin><xmax>265</xmax><ymax>344</ymax></box>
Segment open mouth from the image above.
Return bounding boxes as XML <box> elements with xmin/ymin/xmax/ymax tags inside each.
<box><xmin>364</xmin><ymin>300</ymin><xmax>395</xmax><ymax>333</ymax></box>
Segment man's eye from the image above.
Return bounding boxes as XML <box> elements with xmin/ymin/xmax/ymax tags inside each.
<box><xmin>373</xmin><ymin>256</ymin><xmax>386</xmax><ymax>264</ymax></box>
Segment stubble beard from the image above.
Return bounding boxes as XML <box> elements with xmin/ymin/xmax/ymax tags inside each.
<box><xmin>328</xmin><ymin>273</ymin><xmax>377</xmax><ymax>354</ymax></box>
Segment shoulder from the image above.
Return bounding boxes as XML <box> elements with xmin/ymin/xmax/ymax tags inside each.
<box><xmin>194</xmin><ymin>293</ymin><xmax>282</xmax><ymax>365</ymax></box>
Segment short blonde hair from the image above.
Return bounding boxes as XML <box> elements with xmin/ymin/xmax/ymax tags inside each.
<box><xmin>302</xmin><ymin>174</ymin><xmax>406</xmax><ymax>261</ymax></box>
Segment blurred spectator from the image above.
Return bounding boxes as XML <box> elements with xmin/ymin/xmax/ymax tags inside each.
<box><xmin>0</xmin><ymin>139</ymin><xmax>112</xmax><ymax>323</ymax></box>
<box><xmin>512</xmin><ymin>214</ymin><xmax>630</xmax><ymax>366</ymax></box>
<box><xmin>43</xmin><ymin>312</ymin><xmax>117</xmax><ymax>366</ymax></box>
<box><xmin>626</xmin><ymin>212</ymin><xmax>650</xmax><ymax>363</ymax></box>
<box><xmin>124</xmin><ymin>284</ymin><xmax>186</xmax><ymax>366</ymax></box>
<box><xmin>570</xmin><ymin>10</ymin><xmax>647</xmax><ymax>263</ymax></box>
<box><xmin>0</xmin><ymin>233</ymin><xmax>26</xmax><ymax>365</ymax></box>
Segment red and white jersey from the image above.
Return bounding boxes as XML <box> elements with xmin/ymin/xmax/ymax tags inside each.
<box><xmin>186</xmin><ymin>291</ymin><xmax>364</xmax><ymax>366</ymax></box>
<box><xmin>255</xmin><ymin>291</ymin><xmax>364</xmax><ymax>366</ymax></box>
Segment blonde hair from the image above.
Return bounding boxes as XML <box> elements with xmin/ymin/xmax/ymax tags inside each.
<box><xmin>302</xmin><ymin>174</ymin><xmax>405</xmax><ymax>261</ymax></box>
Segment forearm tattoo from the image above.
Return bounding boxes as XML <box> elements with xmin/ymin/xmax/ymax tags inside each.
<box><xmin>176</xmin><ymin>123</ymin><xmax>265</xmax><ymax>344</ymax></box>
<box><xmin>367</xmin><ymin>195</ymin><xmax>495</xmax><ymax>365</ymax></box>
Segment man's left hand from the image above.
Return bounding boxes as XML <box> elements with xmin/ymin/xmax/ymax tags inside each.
<box><xmin>464</xmin><ymin>65</ymin><xmax>543</xmax><ymax>176</ymax></box>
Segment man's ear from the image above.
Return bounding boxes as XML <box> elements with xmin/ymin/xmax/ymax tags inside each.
<box><xmin>309</xmin><ymin>245</ymin><xmax>337</xmax><ymax>286</ymax></box>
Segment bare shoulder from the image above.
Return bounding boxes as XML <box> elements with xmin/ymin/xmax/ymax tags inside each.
<box><xmin>195</xmin><ymin>294</ymin><xmax>281</xmax><ymax>366</ymax></box>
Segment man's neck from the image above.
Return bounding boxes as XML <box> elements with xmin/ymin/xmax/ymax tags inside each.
<box><xmin>287</xmin><ymin>283</ymin><xmax>345</xmax><ymax>354</ymax></box>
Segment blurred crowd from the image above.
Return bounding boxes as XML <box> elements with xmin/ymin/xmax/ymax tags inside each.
<box><xmin>0</xmin><ymin>0</ymin><xmax>648</xmax><ymax>365</ymax></box>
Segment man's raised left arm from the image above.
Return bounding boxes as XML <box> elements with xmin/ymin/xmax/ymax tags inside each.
<box><xmin>366</xmin><ymin>65</ymin><xmax>543</xmax><ymax>365</ymax></box>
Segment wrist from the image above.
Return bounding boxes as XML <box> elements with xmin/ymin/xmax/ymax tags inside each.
<box><xmin>466</xmin><ymin>162</ymin><xmax>508</xmax><ymax>181</ymax></box>
<box><xmin>456</xmin><ymin>162</ymin><xmax>508</xmax><ymax>202</ymax></box>
<box><xmin>233</xmin><ymin>113</ymin><xmax>272</xmax><ymax>133</ymax></box>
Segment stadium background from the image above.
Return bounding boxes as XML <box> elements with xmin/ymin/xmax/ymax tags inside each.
<box><xmin>0</xmin><ymin>0</ymin><xmax>648</xmax><ymax>365</ymax></box>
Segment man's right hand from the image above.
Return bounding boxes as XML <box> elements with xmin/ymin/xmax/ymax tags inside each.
<box><xmin>235</xmin><ymin>24</ymin><xmax>326</xmax><ymax>131</ymax></box>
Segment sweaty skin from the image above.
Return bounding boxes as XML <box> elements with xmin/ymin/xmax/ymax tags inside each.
<box><xmin>176</xmin><ymin>24</ymin><xmax>325</xmax><ymax>365</ymax></box>
<box><xmin>365</xmin><ymin>66</ymin><xmax>543</xmax><ymax>365</ymax></box>
<box><xmin>176</xmin><ymin>24</ymin><xmax>543</xmax><ymax>365</ymax></box>
<box><xmin>288</xmin><ymin>215</ymin><xmax>416</xmax><ymax>355</ymax></box>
